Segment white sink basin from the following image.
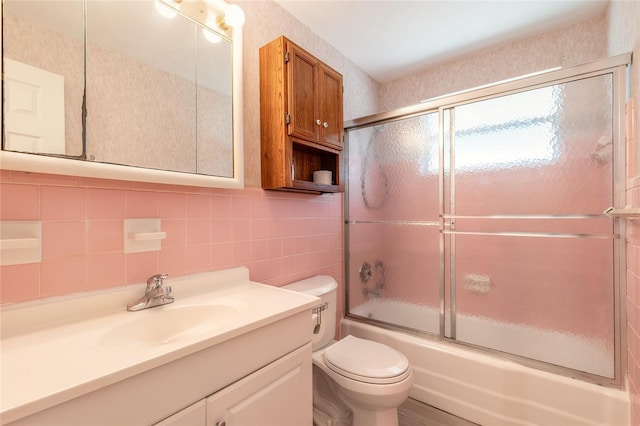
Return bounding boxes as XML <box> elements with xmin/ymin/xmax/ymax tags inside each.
<box><xmin>100</xmin><ymin>304</ymin><xmax>240</xmax><ymax>348</ymax></box>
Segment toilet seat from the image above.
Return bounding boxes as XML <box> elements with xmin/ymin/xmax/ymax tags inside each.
<box><xmin>323</xmin><ymin>335</ymin><xmax>410</xmax><ymax>384</ymax></box>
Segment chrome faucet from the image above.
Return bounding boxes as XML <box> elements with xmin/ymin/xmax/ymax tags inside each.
<box><xmin>127</xmin><ymin>273</ymin><xmax>174</xmax><ymax>311</ymax></box>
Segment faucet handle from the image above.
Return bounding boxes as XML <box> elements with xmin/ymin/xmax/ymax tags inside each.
<box><xmin>146</xmin><ymin>273</ymin><xmax>168</xmax><ymax>289</ymax></box>
<box><xmin>147</xmin><ymin>285</ymin><xmax>172</xmax><ymax>299</ymax></box>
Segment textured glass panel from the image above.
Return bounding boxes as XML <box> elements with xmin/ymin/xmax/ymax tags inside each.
<box><xmin>345</xmin><ymin>69</ymin><xmax>618</xmax><ymax>382</ymax></box>
<box><xmin>453</xmin><ymin>234</ymin><xmax>614</xmax><ymax>378</ymax></box>
<box><xmin>347</xmin><ymin>222</ymin><xmax>440</xmax><ymax>334</ymax></box>
<box><xmin>450</xmin><ymin>74</ymin><xmax>613</xmax><ymax>216</ymax></box>
<box><xmin>347</xmin><ymin>113</ymin><xmax>440</xmax><ymax>222</ymax></box>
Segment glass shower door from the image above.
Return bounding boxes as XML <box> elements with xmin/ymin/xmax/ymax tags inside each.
<box><xmin>443</xmin><ymin>74</ymin><xmax>616</xmax><ymax>377</ymax></box>
<box><xmin>346</xmin><ymin>114</ymin><xmax>441</xmax><ymax>334</ymax></box>
<box><xmin>345</xmin><ymin>57</ymin><xmax>627</xmax><ymax>383</ymax></box>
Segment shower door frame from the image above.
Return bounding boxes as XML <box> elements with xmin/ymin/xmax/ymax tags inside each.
<box><xmin>344</xmin><ymin>53</ymin><xmax>631</xmax><ymax>388</ymax></box>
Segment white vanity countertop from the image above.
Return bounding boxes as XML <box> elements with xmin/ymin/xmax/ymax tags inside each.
<box><xmin>0</xmin><ymin>267</ymin><xmax>319</xmax><ymax>424</ymax></box>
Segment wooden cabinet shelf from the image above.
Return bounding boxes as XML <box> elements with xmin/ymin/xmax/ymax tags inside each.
<box><xmin>260</xmin><ymin>36</ymin><xmax>344</xmax><ymax>193</ymax></box>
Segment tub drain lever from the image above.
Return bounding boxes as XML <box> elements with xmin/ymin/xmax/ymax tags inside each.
<box><xmin>312</xmin><ymin>302</ymin><xmax>329</xmax><ymax>334</ymax></box>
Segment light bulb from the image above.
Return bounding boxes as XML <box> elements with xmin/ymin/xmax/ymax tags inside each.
<box><xmin>154</xmin><ymin>0</ymin><xmax>177</xmax><ymax>19</ymax></box>
<box><xmin>223</xmin><ymin>4</ymin><xmax>245</xmax><ymax>28</ymax></box>
<box><xmin>203</xmin><ymin>27</ymin><xmax>222</xmax><ymax>44</ymax></box>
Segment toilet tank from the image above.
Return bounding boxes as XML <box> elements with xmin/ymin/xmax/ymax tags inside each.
<box><xmin>283</xmin><ymin>276</ymin><xmax>337</xmax><ymax>351</ymax></box>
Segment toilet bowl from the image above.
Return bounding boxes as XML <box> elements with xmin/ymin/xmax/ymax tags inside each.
<box><xmin>283</xmin><ymin>276</ymin><xmax>413</xmax><ymax>426</ymax></box>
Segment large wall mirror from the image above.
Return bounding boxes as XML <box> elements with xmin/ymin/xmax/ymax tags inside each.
<box><xmin>1</xmin><ymin>0</ymin><xmax>244</xmax><ymax>188</ymax></box>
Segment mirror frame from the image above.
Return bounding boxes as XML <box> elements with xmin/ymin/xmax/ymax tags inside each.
<box><xmin>0</xmin><ymin>2</ymin><xmax>244</xmax><ymax>189</ymax></box>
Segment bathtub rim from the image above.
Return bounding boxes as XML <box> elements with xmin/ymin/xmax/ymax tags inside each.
<box><xmin>343</xmin><ymin>311</ymin><xmax>623</xmax><ymax>390</ymax></box>
<box><xmin>341</xmin><ymin>315</ymin><xmax>629</xmax><ymax>426</ymax></box>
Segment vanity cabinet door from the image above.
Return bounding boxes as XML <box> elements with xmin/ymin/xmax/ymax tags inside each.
<box><xmin>206</xmin><ymin>344</ymin><xmax>312</xmax><ymax>426</ymax></box>
<box><xmin>155</xmin><ymin>400</ymin><xmax>206</xmax><ymax>426</ymax></box>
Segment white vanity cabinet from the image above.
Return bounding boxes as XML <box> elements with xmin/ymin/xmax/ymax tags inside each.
<box><xmin>2</xmin><ymin>268</ymin><xmax>319</xmax><ymax>426</ymax></box>
<box><xmin>5</xmin><ymin>314</ymin><xmax>312</xmax><ymax>426</ymax></box>
<box><xmin>156</xmin><ymin>344</ymin><xmax>311</xmax><ymax>426</ymax></box>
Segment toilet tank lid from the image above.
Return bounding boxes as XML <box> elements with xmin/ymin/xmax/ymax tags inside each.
<box><xmin>282</xmin><ymin>275</ymin><xmax>338</xmax><ymax>296</ymax></box>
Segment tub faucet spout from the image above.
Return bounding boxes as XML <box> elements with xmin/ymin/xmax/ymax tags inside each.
<box><xmin>127</xmin><ymin>273</ymin><xmax>174</xmax><ymax>311</ymax></box>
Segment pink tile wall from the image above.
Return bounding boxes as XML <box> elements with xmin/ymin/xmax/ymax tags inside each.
<box><xmin>0</xmin><ymin>171</ymin><xmax>344</xmax><ymax>319</ymax></box>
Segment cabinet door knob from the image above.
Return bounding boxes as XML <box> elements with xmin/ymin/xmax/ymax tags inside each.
<box><xmin>316</xmin><ymin>119</ymin><xmax>322</xmax><ymax>125</ymax></box>
<box><xmin>216</xmin><ymin>421</ymin><xmax>226</xmax><ymax>426</ymax></box>
<box><xmin>323</xmin><ymin>122</ymin><xmax>329</xmax><ymax>128</ymax></box>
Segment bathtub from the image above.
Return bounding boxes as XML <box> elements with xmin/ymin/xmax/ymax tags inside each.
<box><xmin>343</xmin><ymin>300</ymin><xmax>629</xmax><ymax>426</ymax></box>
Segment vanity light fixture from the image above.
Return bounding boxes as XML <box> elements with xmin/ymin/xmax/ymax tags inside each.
<box><xmin>206</xmin><ymin>0</ymin><xmax>245</xmax><ymax>29</ymax></box>
<box><xmin>221</xmin><ymin>4</ymin><xmax>245</xmax><ymax>28</ymax></box>
<box><xmin>157</xmin><ymin>0</ymin><xmax>244</xmax><ymax>33</ymax></box>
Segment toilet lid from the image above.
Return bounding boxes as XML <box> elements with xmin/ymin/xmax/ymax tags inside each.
<box><xmin>323</xmin><ymin>335</ymin><xmax>410</xmax><ymax>384</ymax></box>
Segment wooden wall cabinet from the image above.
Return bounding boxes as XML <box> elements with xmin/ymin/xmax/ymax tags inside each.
<box><xmin>260</xmin><ymin>36</ymin><xmax>344</xmax><ymax>193</ymax></box>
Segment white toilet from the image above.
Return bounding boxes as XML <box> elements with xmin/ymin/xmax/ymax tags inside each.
<box><xmin>283</xmin><ymin>276</ymin><xmax>413</xmax><ymax>426</ymax></box>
